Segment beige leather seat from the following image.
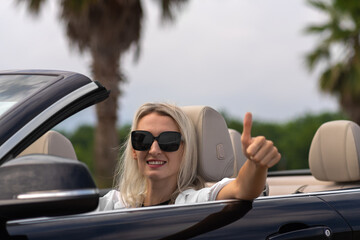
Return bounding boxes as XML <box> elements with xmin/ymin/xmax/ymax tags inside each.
<box><xmin>228</xmin><ymin>129</ymin><xmax>247</xmax><ymax>177</ymax></box>
<box><xmin>181</xmin><ymin>106</ymin><xmax>235</xmax><ymax>182</ymax></box>
<box><xmin>18</xmin><ymin>130</ymin><xmax>77</xmax><ymax>160</ymax></box>
<box><xmin>268</xmin><ymin>120</ymin><xmax>360</xmax><ymax>196</ymax></box>
<box><xmin>309</xmin><ymin>120</ymin><xmax>360</xmax><ymax>183</ymax></box>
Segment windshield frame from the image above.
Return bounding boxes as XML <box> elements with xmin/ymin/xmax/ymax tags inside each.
<box><xmin>0</xmin><ymin>70</ymin><xmax>106</xmax><ymax>164</ymax></box>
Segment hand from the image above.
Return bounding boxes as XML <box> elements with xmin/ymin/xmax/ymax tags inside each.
<box><xmin>241</xmin><ymin>112</ymin><xmax>281</xmax><ymax>168</ymax></box>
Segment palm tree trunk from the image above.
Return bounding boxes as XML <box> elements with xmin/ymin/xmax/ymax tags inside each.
<box><xmin>92</xmin><ymin>54</ymin><xmax>121</xmax><ymax>188</ymax></box>
<box><xmin>342</xmin><ymin>36</ymin><xmax>360</xmax><ymax>126</ymax></box>
<box><xmin>341</xmin><ymin>95</ymin><xmax>360</xmax><ymax>126</ymax></box>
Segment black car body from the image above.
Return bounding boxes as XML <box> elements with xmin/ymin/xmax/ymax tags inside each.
<box><xmin>1</xmin><ymin>70</ymin><xmax>359</xmax><ymax>239</ymax></box>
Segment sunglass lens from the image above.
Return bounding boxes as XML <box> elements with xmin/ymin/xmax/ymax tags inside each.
<box><xmin>131</xmin><ymin>131</ymin><xmax>153</xmax><ymax>151</ymax></box>
<box><xmin>158</xmin><ymin>132</ymin><xmax>181</xmax><ymax>152</ymax></box>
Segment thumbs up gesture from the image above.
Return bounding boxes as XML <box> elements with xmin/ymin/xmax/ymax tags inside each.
<box><xmin>241</xmin><ymin>112</ymin><xmax>281</xmax><ymax>168</ymax></box>
<box><xmin>216</xmin><ymin>112</ymin><xmax>281</xmax><ymax>200</ymax></box>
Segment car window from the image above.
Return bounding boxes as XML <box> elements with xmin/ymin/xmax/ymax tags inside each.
<box><xmin>0</xmin><ymin>101</ymin><xmax>16</xmax><ymax>116</ymax></box>
<box><xmin>0</xmin><ymin>74</ymin><xmax>58</xmax><ymax>117</ymax></box>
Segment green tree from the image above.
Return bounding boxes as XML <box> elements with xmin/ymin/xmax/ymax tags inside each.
<box><xmin>305</xmin><ymin>0</ymin><xmax>360</xmax><ymax>124</ymax></box>
<box><xmin>64</xmin><ymin>125</ymin><xmax>95</xmax><ymax>172</ymax></box>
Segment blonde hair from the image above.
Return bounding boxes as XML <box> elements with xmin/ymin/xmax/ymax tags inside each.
<box><xmin>114</xmin><ymin>102</ymin><xmax>204</xmax><ymax>207</ymax></box>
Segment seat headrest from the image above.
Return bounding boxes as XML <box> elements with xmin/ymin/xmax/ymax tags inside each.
<box><xmin>228</xmin><ymin>129</ymin><xmax>247</xmax><ymax>177</ymax></box>
<box><xmin>18</xmin><ymin>130</ymin><xmax>77</xmax><ymax>160</ymax></box>
<box><xmin>309</xmin><ymin>120</ymin><xmax>360</xmax><ymax>182</ymax></box>
<box><xmin>181</xmin><ymin>106</ymin><xmax>234</xmax><ymax>182</ymax></box>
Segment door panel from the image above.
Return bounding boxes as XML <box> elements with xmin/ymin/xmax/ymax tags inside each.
<box><xmin>8</xmin><ymin>194</ymin><xmax>352</xmax><ymax>239</ymax></box>
<box><xmin>230</xmin><ymin>195</ymin><xmax>351</xmax><ymax>239</ymax></box>
<box><xmin>318</xmin><ymin>191</ymin><xmax>360</xmax><ymax>239</ymax></box>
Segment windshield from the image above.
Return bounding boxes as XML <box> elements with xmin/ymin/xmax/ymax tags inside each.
<box><xmin>0</xmin><ymin>74</ymin><xmax>58</xmax><ymax>116</ymax></box>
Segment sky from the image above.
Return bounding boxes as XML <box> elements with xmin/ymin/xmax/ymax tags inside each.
<box><xmin>0</xmin><ymin>0</ymin><xmax>339</xmax><ymax>130</ymax></box>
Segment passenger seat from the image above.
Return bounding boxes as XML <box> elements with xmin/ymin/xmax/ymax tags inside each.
<box><xmin>17</xmin><ymin>130</ymin><xmax>77</xmax><ymax>160</ymax></box>
<box><xmin>307</xmin><ymin>120</ymin><xmax>360</xmax><ymax>191</ymax></box>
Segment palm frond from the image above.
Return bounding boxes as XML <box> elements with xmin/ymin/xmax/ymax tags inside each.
<box><xmin>157</xmin><ymin>0</ymin><xmax>188</xmax><ymax>23</ymax></box>
<box><xmin>306</xmin><ymin>0</ymin><xmax>331</xmax><ymax>13</ymax></box>
<box><xmin>319</xmin><ymin>63</ymin><xmax>342</xmax><ymax>92</ymax></box>
<box><xmin>16</xmin><ymin>0</ymin><xmax>47</xmax><ymax>15</ymax></box>
<box><xmin>305</xmin><ymin>45</ymin><xmax>330</xmax><ymax>71</ymax></box>
<box><xmin>61</xmin><ymin>0</ymin><xmax>98</xmax><ymax>14</ymax></box>
<box><xmin>304</xmin><ymin>23</ymin><xmax>332</xmax><ymax>34</ymax></box>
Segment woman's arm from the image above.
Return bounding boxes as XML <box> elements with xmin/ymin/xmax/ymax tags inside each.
<box><xmin>217</xmin><ymin>112</ymin><xmax>281</xmax><ymax>200</ymax></box>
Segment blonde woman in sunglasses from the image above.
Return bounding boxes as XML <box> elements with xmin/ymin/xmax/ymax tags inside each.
<box><xmin>99</xmin><ymin>103</ymin><xmax>280</xmax><ymax>210</ymax></box>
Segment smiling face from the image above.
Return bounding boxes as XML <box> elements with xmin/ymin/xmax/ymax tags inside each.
<box><xmin>132</xmin><ymin>112</ymin><xmax>184</xmax><ymax>185</ymax></box>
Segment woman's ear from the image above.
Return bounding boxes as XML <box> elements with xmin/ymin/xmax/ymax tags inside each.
<box><xmin>132</xmin><ymin>149</ymin><xmax>138</xmax><ymax>160</ymax></box>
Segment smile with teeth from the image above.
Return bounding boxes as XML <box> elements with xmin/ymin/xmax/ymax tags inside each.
<box><xmin>147</xmin><ymin>160</ymin><xmax>166</xmax><ymax>165</ymax></box>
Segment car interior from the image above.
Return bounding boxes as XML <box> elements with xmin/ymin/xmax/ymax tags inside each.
<box><xmin>268</xmin><ymin>120</ymin><xmax>360</xmax><ymax>195</ymax></box>
<box><xmin>181</xmin><ymin>106</ymin><xmax>236</xmax><ymax>183</ymax></box>
<box><xmin>17</xmin><ymin>130</ymin><xmax>78</xmax><ymax>160</ymax></box>
<box><xmin>16</xmin><ymin>106</ymin><xmax>360</xmax><ymax>200</ymax></box>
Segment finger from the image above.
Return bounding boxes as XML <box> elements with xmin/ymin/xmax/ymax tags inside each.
<box><xmin>262</xmin><ymin>151</ymin><xmax>281</xmax><ymax>168</ymax></box>
<box><xmin>241</xmin><ymin>112</ymin><xmax>253</xmax><ymax>148</ymax></box>
<box><xmin>246</xmin><ymin>136</ymin><xmax>266</xmax><ymax>158</ymax></box>
<box><xmin>256</xmin><ymin>146</ymin><xmax>281</xmax><ymax>168</ymax></box>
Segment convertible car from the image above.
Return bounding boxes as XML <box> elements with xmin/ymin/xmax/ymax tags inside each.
<box><xmin>1</xmin><ymin>70</ymin><xmax>360</xmax><ymax>239</ymax></box>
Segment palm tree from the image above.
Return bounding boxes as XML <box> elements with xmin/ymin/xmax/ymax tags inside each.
<box><xmin>60</xmin><ymin>0</ymin><xmax>143</xmax><ymax>188</ymax></box>
<box><xmin>17</xmin><ymin>0</ymin><xmax>188</xmax><ymax>188</ymax></box>
<box><xmin>305</xmin><ymin>0</ymin><xmax>360</xmax><ymax>124</ymax></box>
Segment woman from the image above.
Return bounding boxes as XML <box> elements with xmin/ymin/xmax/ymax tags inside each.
<box><xmin>99</xmin><ymin>103</ymin><xmax>280</xmax><ymax>210</ymax></box>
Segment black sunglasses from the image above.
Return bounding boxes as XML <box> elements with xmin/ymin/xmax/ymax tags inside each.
<box><xmin>131</xmin><ymin>130</ymin><xmax>182</xmax><ymax>152</ymax></box>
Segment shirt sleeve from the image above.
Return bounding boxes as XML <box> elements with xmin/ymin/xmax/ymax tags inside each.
<box><xmin>175</xmin><ymin>178</ymin><xmax>234</xmax><ymax>204</ymax></box>
<box><xmin>97</xmin><ymin>190</ymin><xmax>126</xmax><ymax>211</ymax></box>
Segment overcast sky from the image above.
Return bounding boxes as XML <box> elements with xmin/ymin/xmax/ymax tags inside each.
<box><xmin>0</xmin><ymin>0</ymin><xmax>339</xmax><ymax>129</ymax></box>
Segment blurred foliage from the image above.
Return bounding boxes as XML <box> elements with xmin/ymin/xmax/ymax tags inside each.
<box><xmin>61</xmin><ymin>124</ymin><xmax>131</xmax><ymax>174</ymax></box>
<box><xmin>60</xmin><ymin>111</ymin><xmax>348</xmax><ymax>175</ymax></box>
<box><xmin>60</xmin><ymin>125</ymin><xmax>95</xmax><ymax>172</ymax></box>
<box><xmin>304</xmin><ymin>0</ymin><xmax>360</xmax><ymax>124</ymax></box>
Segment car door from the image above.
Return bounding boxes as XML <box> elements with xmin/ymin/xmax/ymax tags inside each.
<box><xmin>318</xmin><ymin>190</ymin><xmax>360</xmax><ymax>239</ymax></box>
<box><xmin>238</xmin><ymin>194</ymin><xmax>352</xmax><ymax>239</ymax></box>
<box><xmin>7</xmin><ymin>192</ymin><xmax>353</xmax><ymax>239</ymax></box>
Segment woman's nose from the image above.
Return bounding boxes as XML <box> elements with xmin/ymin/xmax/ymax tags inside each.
<box><xmin>149</xmin><ymin>140</ymin><xmax>161</xmax><ymax>154</ymax></box>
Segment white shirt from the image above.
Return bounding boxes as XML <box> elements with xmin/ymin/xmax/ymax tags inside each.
<box><xmin>98</xmin><ymin>178</ymin><xmax>233</xmax><ymax>211</ymax></box>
